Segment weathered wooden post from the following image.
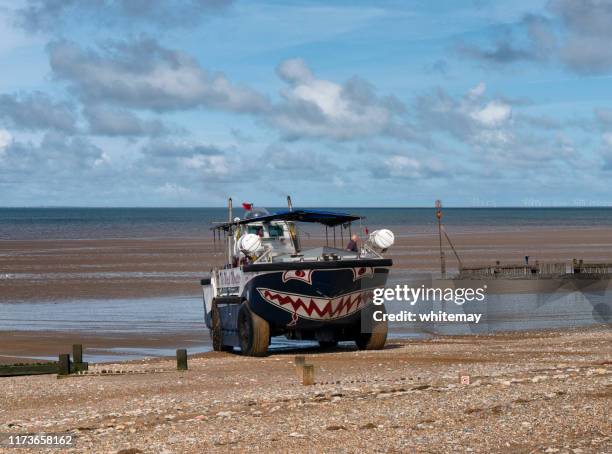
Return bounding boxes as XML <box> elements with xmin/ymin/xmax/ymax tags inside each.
<box><xmin>71</xmin><ymin>344</ymin><xmax>88</xmax><ymax>372</ymax></box>
<box><xmin>294</xmin><ymin>355</ymin><xmax>305</xmax><ymax>366</ymax></box>
<box><xmin>58</xmin><ymin>354</ymin><xmax>70</xmax><ymax>375</ymax></box>
<box><xmin>73</xmin><ymin>344</ymin><xmax>82</xmax><ymax>364</ymax></box>
<box><xmin>302</xmin><ymin>364</ymin><xmax>314</xmax><ymax>385</ymax></box>
<box><xmin>176</xmin><ymin>349</ymin><xmax>188</xmax><ymax>371</ymax></box>
<box><xmin>294</xmin><ymin>355</ymin><xmax>305</xmax><ymax>378</ymax></box>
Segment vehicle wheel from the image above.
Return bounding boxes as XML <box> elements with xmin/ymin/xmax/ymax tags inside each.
<box><xmin>238</xmin><ymin>302</ymin><xmax>270</xmax><ymax>356</ymax></box>
<box><xmin>211</xmin><ymin>300</ymin><xmax>232</xmax><ymax>352</ymax></box>
<box><xmin>355</xmin><ymin>305</ymin><xmax>388</xmax><ymax>350</ymax></box>
<box><xmin>318</xmin><ymin>340</ymin><xmax>338</xmax><ymax>350</ymax></box>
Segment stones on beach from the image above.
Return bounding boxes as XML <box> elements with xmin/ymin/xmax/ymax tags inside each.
<box><xmin>359</xmin><ymin>422</ymin><xmax>377</xmax><ymax>430</ymax></box>
<box><xmin>531</xmin><ymin>375</ymin><xmax>547</xmax><ymax>383</ymax></box>
<box><xmin>2</xmin><ymin>331</ymin><xmax>611</xmax><ymax>452</ymax></box>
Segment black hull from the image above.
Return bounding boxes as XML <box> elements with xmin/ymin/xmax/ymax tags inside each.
<box><xmin>243</xmin><ymin>265</ymin><xmax>390</xmax><ymax>333</ymax></box>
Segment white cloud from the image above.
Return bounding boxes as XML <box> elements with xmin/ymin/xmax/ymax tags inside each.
<box><xmin>16</xmin><ymin>0</ymin><xmax>234</xmax><ymax>32</ymax></box>
<box><xmin>468</xmin><ymin>81</ymin><xmax>486</xmax><ymax>98</ymax></box>
<box><xmin>93</xmin><ymin>152</ymin><xmax>111</xmax><ymax>167</ymax></box>
<box><xmin>269</xmin><ymin>58</ymin><xmax>400</xmax><ymax>140</ymax></box>
<box><xmin>184</xmin><ymin>154</ymin><xmax>229</xmax><ymax>176</ymax></box>
<box><xmin>48</xmin><ymin>38</ymin><xmax>269</xmax><ymax>113</ymax></box>
<box><xmin>0</xmin><ymin>129</ymin><xmax>12</xmax><ymax>149</ymax></box>
<box><xmin>376</xmin><ymin>154</ymin><xmax>444</xmax><ymax>179</ymax></box>
<box><xmin>461</xmin><ymin>0</ymin><xmax>612</xmax><ymax>75</ymax></box>
<box><xmin>471</xmin><ymin>100</ymin><xmax>512</xmax><ymax>127</ymax></box>
<box><xmin>156</xmin><ymin>182</ymin><xmax>192</xmax><ymax>198</ymax></box>
<box><xmin>416</xmin><ymin>84</ymin><xmax>514</xmax><ymax>147</ymax></box>
<box><xmin>277</xmin><ymin>58</ymin><xmax>314</xmax><ymax>84</ymax></box>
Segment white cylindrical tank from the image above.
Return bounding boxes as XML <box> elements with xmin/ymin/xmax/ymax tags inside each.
<box><xmin>238</xmin><ymin>233</ymin><xmax>262</xmax><ymax>255</ymax></box>
<box><xmin>368</xmin><ymin>229</ymin><xmax>395</xmax><ymax>250</ymax></box>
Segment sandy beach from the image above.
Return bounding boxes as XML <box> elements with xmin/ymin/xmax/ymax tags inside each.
<box><xmin>2</xmin><ymin>225</ymin><xmax>612</xmax><ymax>362</ymax></box>
<box><xmin>0</xmin><ymin>327</ymin><xmax>610</xmax><ymax>453</ymax></box>
<box><xmin>3</xmin><ymin>227</ymin><xmax>612</xmax><ymax>301</ymax></box>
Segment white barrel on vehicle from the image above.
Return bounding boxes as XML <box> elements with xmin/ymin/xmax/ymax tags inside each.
<box><xmin>238</xmin><ymin>233</ymin><xmax>262</xmax><ymax>255</ymax></box>
<box><xmin>369</xmin><ymin>229</ymin><xmax>395</xmax><ymax>250</ymax></box>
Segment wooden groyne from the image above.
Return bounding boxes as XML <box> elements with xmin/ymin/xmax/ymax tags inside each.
<box><xmin>1</xmin><ymin>345</ymin><xmax>189</xmax><ymax>378</ymax></box>
<box><xmin>0</xmin><ymin>362</ymin><xmax>58</xmax><ymax>377</ymax></box>
<box><xmin>458</xmin><ymin>259</ymin><xmax>612</xmax><ymax>279</ymax></box>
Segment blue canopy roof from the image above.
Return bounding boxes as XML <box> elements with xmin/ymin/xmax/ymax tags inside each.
<box><xmin>213</xmin><ymin>209</ymin><xmax>361</xmax><ymax>230</ymax></box>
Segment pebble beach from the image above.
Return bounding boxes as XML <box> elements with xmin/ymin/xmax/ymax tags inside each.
<box><xmin>1</xmin><ymin>327</ymin><xmax>610</xmax><ymax>453</ymax></box>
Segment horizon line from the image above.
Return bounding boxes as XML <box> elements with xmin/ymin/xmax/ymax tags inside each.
<box><xmin>1</xmin><ymin>205</ymin><xmax>611</xmax><ymax>209</ymax></box>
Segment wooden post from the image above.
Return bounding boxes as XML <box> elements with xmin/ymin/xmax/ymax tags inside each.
<box><xmin>70</xmin><ymin>344</ymin><xmax>88</xmax><ymax>372</ymax></box>
<box><xmin>58</xmin><ymin>354</ymin><xmax>70</xmax><ymax>375</ymax></box>
<box><xmin>176</xmin><ymin>349</ymin><xmax>188</xmax><ymax>370</ymax></box>
<box><xmin>72</xmin><ymin>344</ymin><xmax>83</xmax><ymax>364</ymax></box>
<box><xmin>294</xmin><ymin>355</ymin><xmax>305</xmax><ymax>366</ymax></box>
<box><xmin>294</xmin><ymin>355</ymin><xmax>305</xmax><ymax>377</ymax></box>
<box><xmin>302</xmin><ymin>364</ymin><xmax>314</xmax><ymax>386</ymax></box>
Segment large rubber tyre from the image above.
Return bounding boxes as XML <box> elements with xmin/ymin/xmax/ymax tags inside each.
<box><xmin>211</xmin><ymin>300</ymin><xmax>232</xmax><ymax>352</ymax></box>
<box><xmin>238</xmin><ymin>302</ymin><xmax>270</xmax><ymax>357</ymax></box>
<box><xmin>355</xmin><ymin>305</ymin><xmax>388</xmax><ymax>350</ymax></box>
<box><xmin>318</xmin><ymin>340</ymin><xmax>338</xmax><ymax>350</ymax></box>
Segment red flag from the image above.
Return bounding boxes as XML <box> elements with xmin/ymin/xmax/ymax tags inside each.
<box><xmin>365</xmin><ymin>227</ymin><xmax>369</xmax><ymax>235</ymax></box>
<box><xmin>242</xmin><ymin>202</ymin><xmax>253</xmax><ymax>210</ymax></box>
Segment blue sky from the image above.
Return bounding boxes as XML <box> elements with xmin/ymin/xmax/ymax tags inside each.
<box><xmin>0</xmin><ymin>0</ymin><xmax>612</xmax><ymax>207</ymax></box>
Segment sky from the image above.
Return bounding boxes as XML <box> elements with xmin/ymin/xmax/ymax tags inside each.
<box><xmin>1</xmin><ymin>0</ymin><xmax>612</xmax><ymax>207</ymax></box>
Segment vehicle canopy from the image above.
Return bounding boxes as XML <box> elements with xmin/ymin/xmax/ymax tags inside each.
<box><xmin>212</xmin><ymin>209</ymin><xmax>362</xmax><ymax>231</ymax></box>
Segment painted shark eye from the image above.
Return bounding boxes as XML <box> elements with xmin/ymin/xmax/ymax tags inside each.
<box><xmin>358</xmin><ymin>267</ymin><xmax>366</xmax><ymax>275</ymax></box>
<box><xmin>295</xmin><ymin>270</ymin><xmax>305</xmax><ymax>277</ymax></box>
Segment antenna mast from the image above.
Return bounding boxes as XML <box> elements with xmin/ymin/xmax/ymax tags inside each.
<box><xmin>227</xmin><ymin>198</ymin><xmax>233</xmax><ymax>264</ymax></box>
<box><xmin>436</xmin><ymin>200</ymin><xmax>446</xmax><ymax>278</ymax></box>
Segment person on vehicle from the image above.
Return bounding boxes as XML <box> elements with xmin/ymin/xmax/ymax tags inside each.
<box><xmin>346</xmin><ymin>234</ymin><xmax>359</xmax><ymax>252</ymax></box>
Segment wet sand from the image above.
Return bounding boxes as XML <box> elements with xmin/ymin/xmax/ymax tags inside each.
<box><xmin>1</xmin><ymin>226</ymin><xmax>612</xmax><ymax>363</ymax></box>
<box><xmin>2</xmin><ymin>227</ymin><xmax>612</xmax><ymax>301</ymax></box>
<box><xmin>0</xmin><ymin>327</ymin><xmax>610</xmax><ymax>453</ymax></box>
<box><xmin>0</xmin><ymin>331</ymin><xmax>210</xmax><ymax>365</ymax></box>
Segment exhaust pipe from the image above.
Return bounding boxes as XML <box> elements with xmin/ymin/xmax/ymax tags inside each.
<box><xmin>287</xmin><ymin>195</ymin><xmax>293</xmax><ymax>211</ymax></box>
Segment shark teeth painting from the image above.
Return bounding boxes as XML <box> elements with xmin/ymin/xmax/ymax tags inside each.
<box><xmin>257</xmin><ymin>288</ymin><xmax>371</xmax><ymax>320</ymax></box>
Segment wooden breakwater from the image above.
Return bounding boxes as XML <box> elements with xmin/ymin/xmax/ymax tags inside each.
<box><xmin>1</xmin><ymin>345</ymin><xmax>190</xmax><ymax>378</ymax></box>
<box><xmin>0</xmin><ymin>362</ymin><xmax>59</xmax><ymax>377</ymax></box>
<box><xmin>458</xmin><ymin>259</ymin><xmax>612</xmax><ymax>279</ymax></box>
<box><xmin>0</xmin><ymin>344</ymin><xmax>87</xmax><ymax>377</ymax></box>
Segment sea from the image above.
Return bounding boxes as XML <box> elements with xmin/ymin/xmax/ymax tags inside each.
<box><xmin>1</xmin><ymin>207</ymin><xmax>611</xmax><ymax>362</ymax></box>
<box><xmin>2</xmin><ymin>206</ymin><xmax>612</xmax><ymax>240</ymax></box>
